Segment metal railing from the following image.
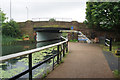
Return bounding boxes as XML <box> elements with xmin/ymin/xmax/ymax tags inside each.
<box><xmin>0</xmin><ymin>38</ymin><xmax>68</xmax><ymax>80</ymax></box>
<box><xmin>105</xmin><ymin>38</ymin><xmax>112</xmax><ymax>51</ymax></box>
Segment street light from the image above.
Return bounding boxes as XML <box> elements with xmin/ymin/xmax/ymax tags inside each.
<box><xmin>26</xmin><ymin>7</ymin><xmax>28</xmax><ymax>20</ymax></box>
<box><xmin>10</xmin><ymin>0</ymin><xmax>11</xmax><ymax>19</ymax></box>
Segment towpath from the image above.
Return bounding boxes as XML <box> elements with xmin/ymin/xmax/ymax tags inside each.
<box><xmin>47</xmin><ymin>42</ymin><xmax>113</xmax><ymax>78</ymax></box>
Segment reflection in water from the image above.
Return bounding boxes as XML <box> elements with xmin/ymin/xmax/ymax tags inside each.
<box><xmin>24</xmin><ymin>46</ymin><xmax>30</xmax><ymax>49</ymax></box>
<box><xmin>2</xmin><ymin>40</ymin><xmax>61</xmax><ymax>56</ymax></box>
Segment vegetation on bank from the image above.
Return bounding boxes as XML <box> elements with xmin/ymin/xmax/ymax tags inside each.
<box><xmin>2</xmin><ymin>20</ymin><xmax>21</xmax><ymax>38</ymax></box>
<box><xmin>69</xmin><ymin>39</ymin><xmax>78</xmax><ymax>42</ymax></box>
<box><xmin>2</xmin><ymin>35</ymin><xmax>22</xmax><ymax>46</ymax></box>
<box><xmin>102</xmin><ymin>41</ymin><xmax>120</xmax><ymax>55</ymax></box>
<box><xmin>0</xmin><ymin>9</ymin><xmax>23</xmax><ymax>45</ymax></box>
<box><xmin>113</xmin><ymin>70</ymin><xmax>120</xmax><ymax>78</ymax></box>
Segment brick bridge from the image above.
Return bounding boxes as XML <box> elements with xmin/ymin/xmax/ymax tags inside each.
<box><xmin>18</xmin><ymin>20</ymin><xmax>116</xmax><ymax>41</ymax></box>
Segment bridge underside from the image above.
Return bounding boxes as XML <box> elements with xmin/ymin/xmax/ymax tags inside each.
<box><xmin>33</xmin><ymin>27</ymin><xmax>70</xmax><ymax>42</ymax></box>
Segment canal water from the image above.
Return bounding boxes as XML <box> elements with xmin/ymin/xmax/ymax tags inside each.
<box><xmin>0</xmin><ymin>40</ymin><xmax>62</xmax><ymax>79</ymax></box>
<box><xmin>2</xmin><ymin>40</ymin><xmax>61</xmax><ymax>56</ymax></box>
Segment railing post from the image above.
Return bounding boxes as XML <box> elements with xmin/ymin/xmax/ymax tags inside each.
<box><xmin>105</xmin><ymin>39</ymin><xmax>106</xmax><ymax>46</ymax></box>
<box><xmin>29</xmin><ymin>54</ymin><xmax>32</xmax><ymax>80</ymax></box>
<box><xmin>63</xmin><ymin>43</ymin><xmax>65</xmax><ymax>57</ymax></box>
<box><xmin>52</xmin><ymin>56</ymin><xmax>54</xmax><ymax>70</ymax></box>
<box><xmin>60</xmin><ymin>45</ymin><xmax>62</xmax><ymax>61</ymax></box>
<box><xmin>57</xmin><ymin>45</ymin><xmax>60</xmax><ymax>64</ymax></box>
<box><xmin>110</xmin><ymin>38</ymin><xmax>112</xmax><ymax>51</ymax></box>
<box><xmin>66</xmin><ymin>41</ymin><xmax>68</xmax><ymax>53</ymax></box>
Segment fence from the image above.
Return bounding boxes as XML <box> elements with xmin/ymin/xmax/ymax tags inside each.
<box><xmin>0</xmin><ymin>38</ymin><xmax>68</xmax><ymax>80</ymax></box>
<box><xmin>105</xmin><ymin>38</ymin><xmax>112</xmax><ymax>51</ymax></box>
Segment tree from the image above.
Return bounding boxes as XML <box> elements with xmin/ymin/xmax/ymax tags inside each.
<box><xmin>0</xmin><ymin>9</ymin><xmax>21</xmax><ymax>38</ymax></box>
<box><xmin>2</xmin><ymin>19</ymin><xmax>21</xmax><ymax>37</ymax></box>
<box><xmin>49</xmin><ymin>18</ymin><xmax>56</xmax><ymax>22</ymax></box>
<box><xmin>0</xmin><ymin>9</ymin><xmax>7</xmax><ymax>23</ymax></box>
<box><xmin>84</xmin><ymin>1</ymin><xmax>120</xmax><ymax>30</ymax></box>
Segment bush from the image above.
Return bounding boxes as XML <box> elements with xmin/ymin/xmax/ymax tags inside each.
<box><xmin>2</xmin><ymin>19</ymin><xmax>21</xmax><ymax>38</ymax></box>
<box><xmin>22</xmin><ymin>34</ymin><xmax>29</xmax><ymax>38</ymax></box>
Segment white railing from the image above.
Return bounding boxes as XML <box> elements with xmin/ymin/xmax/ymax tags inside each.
<box><xmin>0</xmin><ymin>37</ymin><xmax>68</xmax><ymax>80</ymax></box>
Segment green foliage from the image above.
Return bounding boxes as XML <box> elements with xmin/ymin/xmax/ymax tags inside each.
<box><xmin>2</xmin><ymin>19</ymin><xmax>21</xmax><ymax>37</ymax></box>
<box><xmin>49</xmin><ymin>18</ymin><xmax>56</xmax><ymax>22</ymax></box>
<box><xmin>0</xmin><ymin>9</ymin><xmax>7</xmax><ymax>23</ymax></box>
<box><xmin>69</xmin><ymin>39</ymin><xmax>78</xmax><ymax>42</ymax></box>
<box><xmin>85</xmin><ymin>1</ymin><xmax>120</xmax><ymax>30</ymax></box>
<box><xmin>113</xmin><ymin>70</ymin><xmax>120</xmax><ymax>78</ymax></box>
<box><xmin>2</xmin><ymin>35</ymin><xmax>22</xmax><ymax>45</ymax></box>
<box><xmin>22</xmin><ymin>34</ymin><xmax>29</xmax><ymax>38</ymax></box>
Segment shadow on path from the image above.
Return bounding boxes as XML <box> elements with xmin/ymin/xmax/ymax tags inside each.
<box><xmin>102</xmin><ymin>51</ymin><xmax>120</xmax><ymax>71</ymax></box>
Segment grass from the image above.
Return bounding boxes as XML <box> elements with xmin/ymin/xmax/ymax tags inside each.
<box><xmin>101</xmin><ymin>41</ymin><xmax>120</xmax><ymax>56</ymax></box>
<box><xmin>113</xmin><ymin>70</ymin><xmax>120</xmax><ymax>78</ymax></box>
<box><xmin>2</xmin><ymin>35</ymin><xmax>23</xmax><ymax>45</ymax></box>
<box><xmin>69</xmin><ymin>39</ymin><xmax>78</xmax><ymax>42</ymax></box>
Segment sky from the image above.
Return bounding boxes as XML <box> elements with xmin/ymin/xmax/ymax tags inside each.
<box><xmin>0</xmin><ymin>0</ymin><xmax>88</xmax><ymax>22</ymax></box>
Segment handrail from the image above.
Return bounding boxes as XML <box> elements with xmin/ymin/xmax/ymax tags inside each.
<box><xmin>0</xmin><ymin>38</ymin><xmax>68</xmax><ymax>62</ymax></box>
<box><xmin>106</xmin><ymin>39</ymin><xmax>110</xmax><ymax>42</ymax></box>
<box><xmin>105</xmin><ymin>38</ymin><xmax>112</xmax><ymax>51</ymax></box>
<box><xmin>78</xmin><ymin>31</ymin><xmax>91</xmax><ymax>43</ymax></box>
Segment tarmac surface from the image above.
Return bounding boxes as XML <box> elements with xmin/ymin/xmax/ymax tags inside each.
<box><xmin>47</xmin><ymin>42</ymin><xmax>113</xmax><ymax>78</ymax></box>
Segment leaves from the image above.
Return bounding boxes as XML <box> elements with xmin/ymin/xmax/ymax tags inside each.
<box><xmin>0</xmin><ymin>9</ymin><xmax>7</xmax><ymax>23</ymax></box>
<box><xmin>2</xmin><ymin>19</ymin><xmax>21</xmax><ymax>37</ymax></box>
<box><xmin>85</xmin><ymin>2</ymin><xmax>120</xmax><ymax>30</ymax></box>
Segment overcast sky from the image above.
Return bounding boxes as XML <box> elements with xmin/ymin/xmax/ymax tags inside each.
<box><xmin>0</xmin><ymin>0</ymin><xmax>88</xmax><ymax>22</ymax></box>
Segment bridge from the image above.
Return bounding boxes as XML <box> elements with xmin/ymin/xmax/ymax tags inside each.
<box><xmin>18</xmin><ymin>20</ymin><xmax>117</xmax><ymax>43</ymax></box>
<box><xmin>18</xmin><ymin>20</ymin><xmax>86</xmax><ymax>41</ymax></box>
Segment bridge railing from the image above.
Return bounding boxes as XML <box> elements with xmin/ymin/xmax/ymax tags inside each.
<box><xmin>105</xmin><ymin>38</ymin><xmax>112</xmax><ymax>51</ymax></box>
<box><xmin>0</xmin><ymin>38</ymin><xmax>68</xmax><ymax>80</ymax></box>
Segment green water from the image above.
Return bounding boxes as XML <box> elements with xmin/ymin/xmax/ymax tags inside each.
<box><xmin>1</xmin><ymin>40</ymin><xmax>61</xmax><ymax>56</ymax></box>
<box><xmin>0</xmin><ymin>40</ymin><xmax>61</xmax><ymax>79</ymax></box>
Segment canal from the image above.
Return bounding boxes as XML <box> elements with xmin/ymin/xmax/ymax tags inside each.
<box><xmin>2</xmin><ymin>40</ymin><xmax>61</xmax><ymax>56</ymax></box>
<box><xmin>0</xmin><ymin>39</ymin><xmax>62</xmax><ymax>78</ymax></box>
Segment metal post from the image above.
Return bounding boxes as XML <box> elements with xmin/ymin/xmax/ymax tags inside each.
<box><xmin>52</xmin><ymin>56</ymin><xmax>54</xmax><ymax>70</ymax></box>
<box><xmin>10</xmin><ymin>0</ymin><xmax>12</xmax><ymax>20</ymax></box>
<box><xmin>105</xmin><ymin>39</ymin><xmax>106</xmax><ymax>46</ymax></box>
<box><xmin>29</xmin><ymin>54</ymin><xmax>32</xmax><ymax>80</ymax></box>
<box><xmin>110</xmin><ymin>38</ymin><xmax>112</xmax><ymax>51</ymax></box>
<box><xmin>66</xmin><ymin>42</ymin><xmax>68</xmax><ymax>53</ymax></box>
<box><xmin>60</xmin><ymin>45</ymin><xmax>62</xmax><ymax>61</ymax></box>
<box><xmin>63</xmin><ymin>43</ymin><xmax>65</xmax><ymax>57</ymax></box>
<box><xmin>57</xmin><ymin>45</ymin><xmax>59</xmax><ymax>64</ymax></box>
<box><xmin>26</xmin><ymin>7</ymin><xmax>29</xmax><ymax>20</ymax></box>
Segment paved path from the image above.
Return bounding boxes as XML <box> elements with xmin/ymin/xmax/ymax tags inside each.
<box><xmin>47</xmin><ymin>42</ymin><xmax>113</xmax><ymax>78</ymax></box>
